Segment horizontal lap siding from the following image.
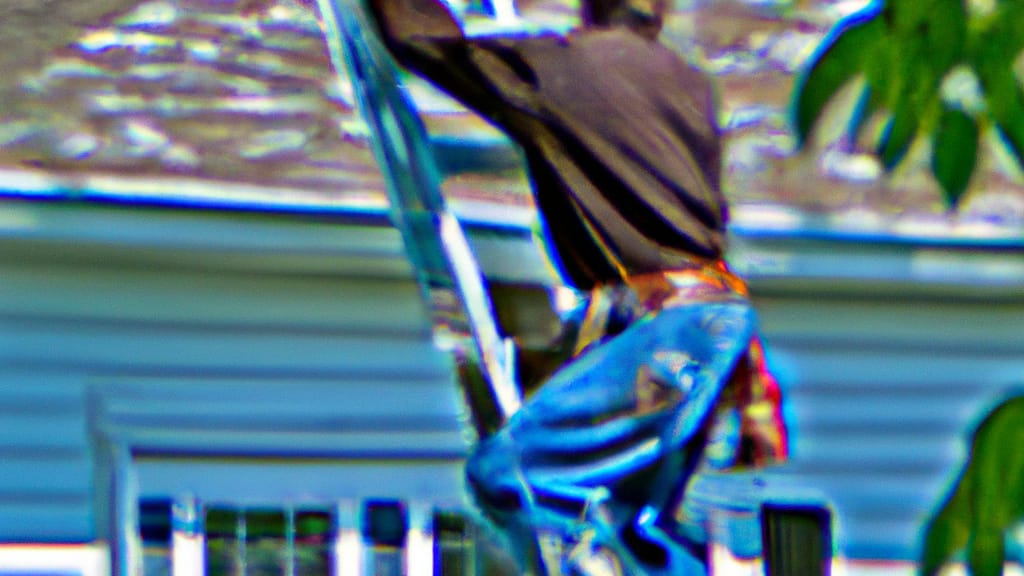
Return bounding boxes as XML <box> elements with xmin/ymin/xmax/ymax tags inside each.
<box><xmin>4</xmin><ymin>202</ymin><xmax>1021</xmax><ymax>563</ymax></box>
<box><xmin>0</xmin><ymin>263</ymin><xmax>427</xmax><ymax>332</ymax></box>
<box><xmin>135</xmin><ymin>457</ymin><xmax>469</xmax><ymax>508</ymax></box>
<box><xmin>754</xmin><ymin>292</ymin><xmax>1024</xmax><ymax>561</ymax></box>
<box><xmin>0</xmin><ymin>222</ymin><xmax>465</xmax><ymax>542</ymax></box>
<box><xmin>99</xmin><ymin>374</ymin><xmax>468</xmax><ymax>458</ymax></box>
<box><xmin>4</xmin><ymin>320</ymin><xmax>443</xmax><ymax>375</ymax></box>
<box><xmin>0</xmin><ymin>372</ymin><xmax>93</xmax><ymax>542</ymax></box>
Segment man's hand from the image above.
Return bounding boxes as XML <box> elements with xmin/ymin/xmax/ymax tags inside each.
<box><xmin>367</xmin><ymin>0</ymin><xmax>464</xmax><ymax>49</ymax></box>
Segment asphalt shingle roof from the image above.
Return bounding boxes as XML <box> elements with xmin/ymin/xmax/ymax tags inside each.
<box><xmin>0</xmin><ymin>0</ymin><xmax>1020</xmax><ymax>237</ymax></box>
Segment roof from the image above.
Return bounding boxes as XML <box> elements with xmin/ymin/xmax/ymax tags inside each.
<box><xmin>0</xmin><ymin>0</ymin><xmax>1020</xmax><ymax>242</ymax></box>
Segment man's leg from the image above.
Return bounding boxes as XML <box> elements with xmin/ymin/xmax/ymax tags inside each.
<box><xmin>466</xmin><ymin>301</ymin><xmax>756</xmax><ymax>573</ymax></box>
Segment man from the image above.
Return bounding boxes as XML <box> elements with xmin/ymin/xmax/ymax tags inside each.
<box><xmin>367</xmin><ymin>0</ymin><xmax>788</xmax><ymax>572</ymax></box>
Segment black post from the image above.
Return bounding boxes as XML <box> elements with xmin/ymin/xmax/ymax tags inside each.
<box><xmin>761</xmin><ymin>502</ymin><xmax>833</xmax><ymax>576</ymax></box>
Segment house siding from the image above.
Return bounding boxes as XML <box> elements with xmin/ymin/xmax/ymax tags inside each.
<box><xmin>754</xmin><ymin>282</ymin><xmax>1024</xmax><ymax>560</ymax></box>
<box><xmin>2</xmin><ymin>201</ymin><xmax>1023</xmax><ymax>565</ymax></box>
<box><xmin>0</xmin><ymin>203</ymin><xmax>475</xmax><ymax>542</ymax></box>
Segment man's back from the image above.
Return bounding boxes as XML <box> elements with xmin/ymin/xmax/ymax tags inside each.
<box><xmin>500</xmin><ymin>28</ymin><xmax>728</xmax><ymax>286</ymax></box>
<box><xmin>369</xmin><ymin>0</ymin><xmax>729</xmax><ymax>288</ymax></box>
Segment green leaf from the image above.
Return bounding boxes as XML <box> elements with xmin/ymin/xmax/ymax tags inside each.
<box><xmin>793</xmin><ymin>15</ymin><xmax>884</xmax><ymax>147</ymax></box>
<box><xmin>988</xmin><ymin>2</ymin><xmax>1024</xmax><ymax>58</ymax></box>
<box><xmin>892</xmin><ymin>0</ymin><xmax>966</xmax><ymax>71</ymax></box>
<box><xmin>885</xmin><ymin>0</ymin><xmax>922</xmax><ymax>35</ymax></box>
<box><xmin>971</xmin><ymin>29</ymin><xmax>1024</xmax><ymax>172</ymax></box>
<box><xmin>845</xmin><ymin>85</ymin><xmax>877</xmax><ymax>146</ymax></box>
<box><xmin>993</xmin><ymin>93</ymin><xmax>1024</xmax><ymax>173</ymax></box>
<box><xmin>931</xmin><ymin>107</ymin><xmax>978</xmax><ymax>206</ymax></box>
<box><xmin>878</xmin><ymin>98</ymin><xmax>919</xmax><ymax>169</ymax></box>
<box><xmin>925</xmin><ymin>0</ymin><xmax>967</xmax><ymax>71</ymax></box>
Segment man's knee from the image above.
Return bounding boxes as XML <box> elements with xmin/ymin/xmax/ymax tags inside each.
<box><xmin>465</xmin><ymin>433</ymin><xmax>528</xmax><ymax>520</ymax></box>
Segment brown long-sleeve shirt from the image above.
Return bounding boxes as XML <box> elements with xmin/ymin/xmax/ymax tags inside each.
<box><xmin>369</xmin><ymin>0</ymin><xmax>727</xmax><ymax>291</ymax></box>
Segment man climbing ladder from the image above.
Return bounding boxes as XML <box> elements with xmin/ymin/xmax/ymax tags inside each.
<box><xmin>363</xmin><ymin>0</ymin><xmax>789</xmax><ymax>572</ymax></box>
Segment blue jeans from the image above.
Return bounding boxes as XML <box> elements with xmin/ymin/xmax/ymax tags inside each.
<box><xmin>466</xmin><ymin>299</ymin><xmax>757</xmax><ymax>575</ymax></box>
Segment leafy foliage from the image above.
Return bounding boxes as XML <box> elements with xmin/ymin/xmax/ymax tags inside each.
<box><xmin>794</xmin><ymin>0</ymin><xmax>1024</xmax><ymax>207</ymax></box>
<box><xmin>920</xmin><ymin>396</ymin><xmax>1024</xmax><ymax>576</ymax></box>
<box><xmin>932</xmin><ymin>107</ymin><xmax>978</xmax><ymax>203</ymax></box>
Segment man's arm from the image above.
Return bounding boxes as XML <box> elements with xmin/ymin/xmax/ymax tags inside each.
<box><xmin>367</xmin><ymin>0</ymin><xmax>550</xmax><ymax>134</ymax></box>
